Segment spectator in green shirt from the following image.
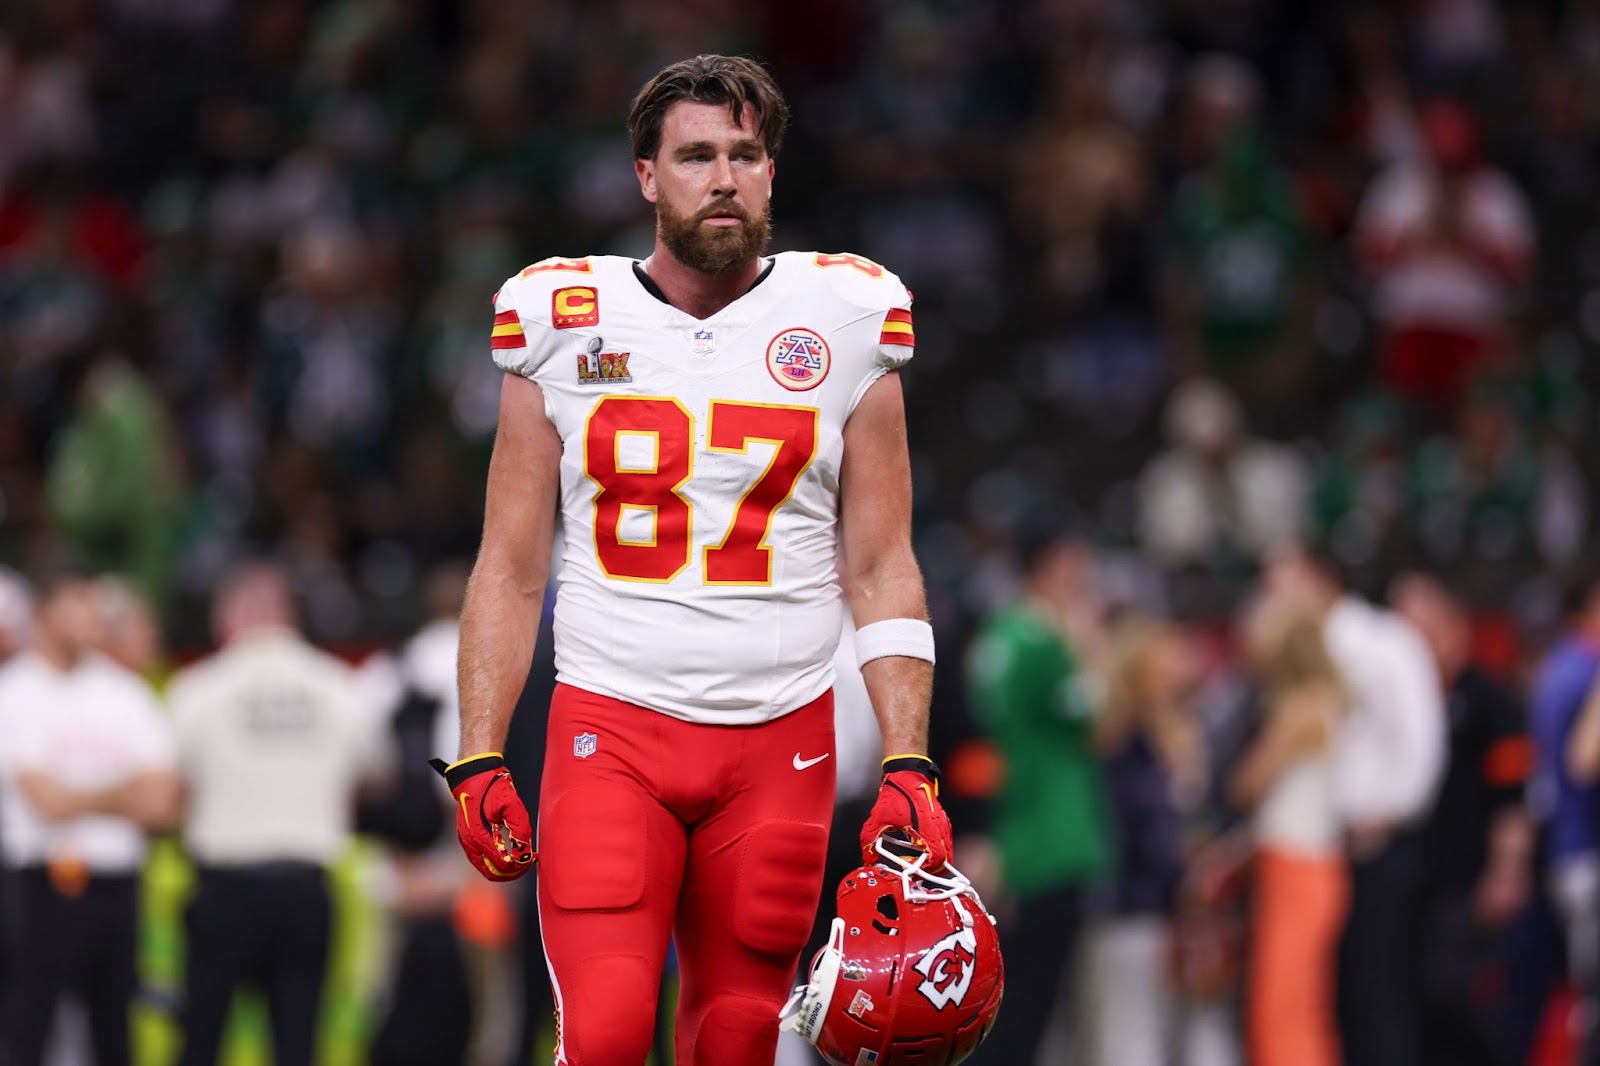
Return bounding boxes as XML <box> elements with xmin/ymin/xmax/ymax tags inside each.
<box><xmin>964</xmin><ymin>527</ymin><xmax>1114</xmax><ymax>1066</ymax></box>
<box><xmin>1165</xmin><ymin>127</ymin><xmax>1313</xmax><ymax>422</ymax></box>
<box><xmin>45</xmin><ymin>355</ymin><xmax>181</xmax><ymax>613</ymax></box>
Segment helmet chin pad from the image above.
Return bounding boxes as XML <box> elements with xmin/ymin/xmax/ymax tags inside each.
<box><xmin>780</xmin><ymin>917</ymin><xmax>846</xmax><ymax>1042</ymax></box>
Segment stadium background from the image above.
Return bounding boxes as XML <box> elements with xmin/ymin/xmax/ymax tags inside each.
<box><xmin>2</xmin><ymin>0</ymin><xmax>1598</xmax><ymax>1063</ymax></box>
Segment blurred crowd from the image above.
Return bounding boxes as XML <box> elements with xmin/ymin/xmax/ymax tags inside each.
<box><xmin>7</xmin><ymin>0</ymin><xmax>1600</xmax><ymax>1063</ymax></box>
<box><xmin>5</xmin><ymin>0</ymin><xmax>1600</xmax><ymax>641</ymax></box>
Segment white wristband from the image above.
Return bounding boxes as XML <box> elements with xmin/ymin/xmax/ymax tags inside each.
<box><xmin>854</xmin><ymin>618</ymin><xmax>936</xmax><ymax>668</ymax></box>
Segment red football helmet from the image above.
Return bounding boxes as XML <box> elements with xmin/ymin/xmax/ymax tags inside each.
<box><xmin>781</xmin><ymin>840</ymin><xmax>1004</xmax><ymax>1065</ymax></box>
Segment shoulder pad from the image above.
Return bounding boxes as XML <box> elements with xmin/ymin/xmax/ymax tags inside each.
<box><xmin>788</xmin><ymin>251</ymin><xmax>917</xmax><ymax>388</ymax></box>
<box><xmin>801</xmin><ymin>251</ymin><xmax>913</xmax><ymax>314</ymax></box>
<box><xmin>492</xmin><ymin>255</ymin><xmax>623</xmax><ymax>377</ymax></box>
<box><xmin>499</xmin><ymin>255</ymin><xmax>616</xmax><ymax>330</ymax></box>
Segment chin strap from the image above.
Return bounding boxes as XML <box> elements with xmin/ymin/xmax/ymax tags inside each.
<box><xmin>780</xmin><ymin>916</ymin><xmax>846</xmax><ymax>1038</ymax></box>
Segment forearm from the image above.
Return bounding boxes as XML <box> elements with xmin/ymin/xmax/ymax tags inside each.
<box><xmin>16</xmin><ymin>772</ymin><xmax>80</xmax><ymax>822</ymax></box>
<box><xmin>20</xmin><ymin>770</ymin><xmax>180</xmax><ymax>829</ymax></box>
<box><xmin>1228</xmin><ymin>744</ymin><xmax>1279</xmax><ymax>811</ymax></box>
<box><xmin>847</xmin><ymin>554</ymin><xmax>932</xmax><ymax>758</ymax></box>
<box><xmin>861</xmin><ymin>655</ymin><xmax>933</xmax><ymax>759</ymax></box>
<box><xmin>1230</xmin><ymin>701</ymin><xmax>1319</xmax><ymax>811</ymax></box>
<box><xmin>456</xmin><ymin>563</ymin><xmax>544</xmax><ymax>757</ymax></box>
<box><xmin>103</xmin><ymin>772</ymin><xmax>181</xmax><ymax>831</ymax></box>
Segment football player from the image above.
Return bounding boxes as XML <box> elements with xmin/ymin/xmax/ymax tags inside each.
<box><xmin>434</xmin><ymin>54</ymin><xmax>953</xmax><ymax>1065</ymax></box>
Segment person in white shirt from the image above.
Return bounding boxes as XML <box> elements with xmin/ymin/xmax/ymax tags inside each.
<box><xmin>0</xmin><ymin>567</ymin><xmax>179</xmax><ymax>1066</ymax></box>
<box><xmin>166</xmin><ymin>562</ymin><xmax>388</xmax><ymax>1066</ymax></box>
<box><xmin>1353</xmin><ymin>99</ymin><xmax>1533</xmax><ymax>409</ymax></box>
<box><xmin>1264</xmin><ymin>543</ymin><xmax>1446</xmax><ymax>1066</ymax></box>
<box><xmin>1137</xmin><ymin>378</ymin><xmax>1307</xmax><ymax>571</ymax></box>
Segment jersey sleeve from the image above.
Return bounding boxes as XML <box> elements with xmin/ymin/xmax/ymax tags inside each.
<box><xmin>875</xmin><ymin>288</ymin><xmax>915</xmax><ymax>370</ymax></box>
<box><xmin>810</xmin><ymin>253</ymin><xmax>915</xmax><ymax>366</ymax></box>
<box><xmin>847</xmin><ymin>287</ymin><xmax>913</xmax><ymax>414</ymax></box>
<box><xmin>489</xmin><ymin>278</ymin><xmax>563</xmax><ymax>379</ymax></box>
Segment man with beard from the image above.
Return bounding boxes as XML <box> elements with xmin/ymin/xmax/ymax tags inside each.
<box><xmin>428</xmin><ymin>54</ymin><xmax>949</xmax><ymax>1066</ymax></box>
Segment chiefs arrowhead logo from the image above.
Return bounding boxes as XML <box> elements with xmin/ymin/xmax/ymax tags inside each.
<box><xmin>912</xmin><ymin>927</ymin><xmax>977</xmax><ymax>1010</ymax></box>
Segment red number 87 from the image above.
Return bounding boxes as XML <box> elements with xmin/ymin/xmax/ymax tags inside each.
<box><xmin>583</xmin><ymin>396</ymin><xmax>820</xmax><ymax>585</ymax></box>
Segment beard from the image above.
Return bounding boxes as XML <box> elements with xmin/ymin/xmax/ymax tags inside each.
<box><xmin>657</xmin><ymin>196</ymin><xmax>772</xmax><ymax>276</ymax></box>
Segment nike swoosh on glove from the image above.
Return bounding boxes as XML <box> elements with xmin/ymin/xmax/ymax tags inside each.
<box><xmin>429</xmin><ymin>753</ymin><xmax>535</xmax><ymax>882</ymax></box>
<box><xmin>860</xmin><ymin>755</ymin><xmax>954</xmax><ymax>869</ymax></box>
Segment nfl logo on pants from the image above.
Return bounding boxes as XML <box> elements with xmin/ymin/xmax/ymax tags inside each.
<box><xmin>573</xmin><ymin>732</ymin><xmax>598</xmax><ymax>759</ymax></box>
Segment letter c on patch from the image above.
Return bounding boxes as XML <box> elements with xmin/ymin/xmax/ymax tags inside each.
<box><xmin>553</xmin><ymin>286</ymin><xmax>600</xmax><ymax>329</ymax></box>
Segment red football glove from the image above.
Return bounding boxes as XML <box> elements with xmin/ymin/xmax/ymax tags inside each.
<box><xmin>429</xmin><ymin>753</ymin><xmax>535</xmax><ymax>882</ymax></box>
<box><xmin>860</xmin><ymin>755</ymin><xmax>954</xmax><ymax>869</ymax></box>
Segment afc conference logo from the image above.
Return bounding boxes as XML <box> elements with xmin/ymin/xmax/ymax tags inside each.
<box><xmin>766</xmin><ymin>327</ymin><xmax>831</xmax><ymax>391</ymax></box>
<box><xmin>912</xmin><ymin>926</ymin><xmax>977</xmax><ymax>1010</ymax></box>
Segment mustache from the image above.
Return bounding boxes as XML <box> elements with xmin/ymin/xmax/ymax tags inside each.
<box><xmin>695</xmin><ymin>199</ymin><xmax>750</xmax><ymax>224</ymax></box>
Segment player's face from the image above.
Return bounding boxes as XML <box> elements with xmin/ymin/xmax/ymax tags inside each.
<box><xmin>637</xmin><ymin>101</ymin><xmax>774</xmax><ymax>275</ymax></box>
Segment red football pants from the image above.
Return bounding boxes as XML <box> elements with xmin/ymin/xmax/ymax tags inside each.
<box><xmin>536</xmin><ymin>683</ymin><xmax>836</xmax><ymax>1066</ymax></box>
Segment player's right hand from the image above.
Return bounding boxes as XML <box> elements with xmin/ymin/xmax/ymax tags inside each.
<box><xmin>428</xmin><ymin>753</ymin><xmax>536</xmax><ymax>882</ymax></box>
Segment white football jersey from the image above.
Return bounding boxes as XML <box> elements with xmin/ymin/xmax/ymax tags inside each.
<box><xmin>491</xmin><ymin>251</ymin><xmax>914</xmax><ymax>724</ymax></box>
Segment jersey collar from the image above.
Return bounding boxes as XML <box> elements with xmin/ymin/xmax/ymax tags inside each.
<box><xmin>630</xmin><ymin>257</ymin><xmax>776</xmax><ymax>315</ymax></box>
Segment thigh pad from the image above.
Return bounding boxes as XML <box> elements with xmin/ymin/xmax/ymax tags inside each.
<box><xmin>542</xmin><ymin>783</ymin><xmax>650</xmax><ymax>912</ymax></box>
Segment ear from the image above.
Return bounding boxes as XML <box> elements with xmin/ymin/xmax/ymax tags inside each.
<box><xmin>636</xmin><ymin>157</ymin><xmax>658</xmax><ymax>204</ymax></box>
<box><xmin>767</xmin><ymin>157</ymin><xmax>776</xmax><ymax>183</ymax></box>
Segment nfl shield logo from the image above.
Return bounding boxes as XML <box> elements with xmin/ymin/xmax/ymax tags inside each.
<box><xmin>573</xmin><ymin>732</ymin><xmax>598</xmax><ymax>759</ymax></box>
<box><xmin>692</xmin><ymin>328</ymin><xmax>714</xmax><ymax>354</ymax></box>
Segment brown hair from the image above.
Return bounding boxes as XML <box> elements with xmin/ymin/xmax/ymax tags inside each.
<box><xmin>628</xmin><ymin>54</ymin><xmax>789</xmax><ymax>161</ymax></box>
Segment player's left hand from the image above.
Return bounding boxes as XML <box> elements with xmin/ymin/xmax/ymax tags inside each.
<box><xmin>429</xmin><ymin>753</ymin><xmax>536</xmax><ymax>882</ymax></box>
<box><xmin>860</xmin><ymin>755</ymin><xmax>953</xmax><ymax>869</ymax></box>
